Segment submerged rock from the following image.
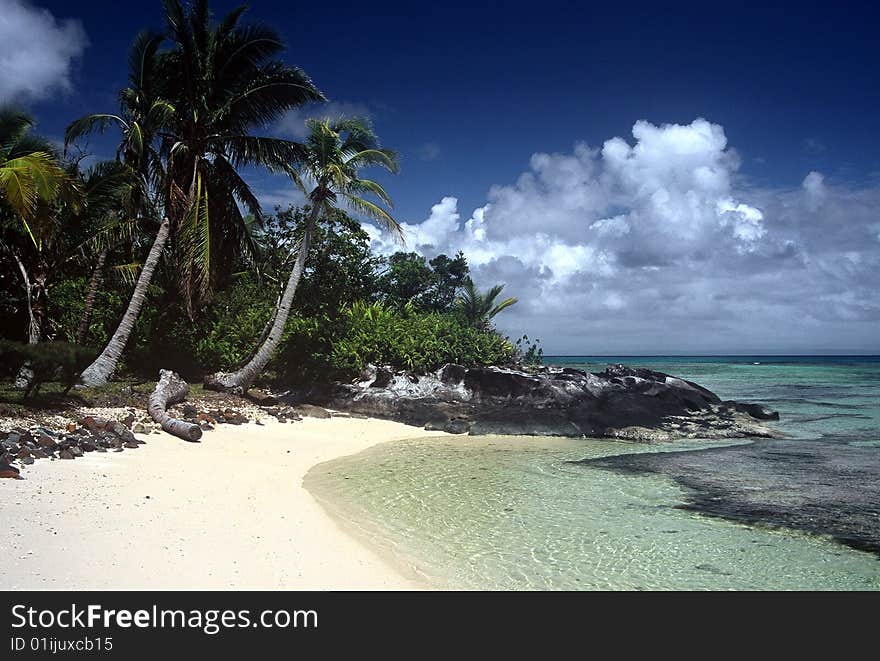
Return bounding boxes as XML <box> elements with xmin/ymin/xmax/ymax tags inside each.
<box><xmin>581</xmin><ymin>437</ymin><xmax>880</xmax><ymax>555</ymax></box>
<box><xmin>314</xmin><ymin>363</ymin><xmax>780</xmax><ymax>441</ymax></box>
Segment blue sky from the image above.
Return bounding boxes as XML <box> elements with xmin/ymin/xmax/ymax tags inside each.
<box><xmin>3</xmin><ymin>0</ymin><xmax>880</xmax><ymax>353</ymax></box>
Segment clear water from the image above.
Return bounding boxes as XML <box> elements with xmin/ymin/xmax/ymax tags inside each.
<box><xmin>305</xmin><ymin>356</ymin><xmax>880</xmax><ymax>590</ymax></box>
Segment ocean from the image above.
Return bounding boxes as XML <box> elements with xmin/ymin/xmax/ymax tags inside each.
<box><xmin>304</xmin><ymin>356</ymin><xmax>880</xmax><ymax>590</ymax></box>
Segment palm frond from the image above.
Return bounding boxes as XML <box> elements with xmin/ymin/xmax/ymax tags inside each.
<box><xmin>344</xmin><ymin>148</ymin><xmax>399</xmax><ymax>173</ymax></box>
<box><xmin>111</xmin><ymin>262</ymin><xmax>144</xmax><ymax>286</ymax></box>
<box><xmin>128</xmin><ymin>29</ymin><xmax>165</xmax><ymax>90</ymax></box>
<box><xmin>345</xmin><ymin>177</ymin><xmax>395</xmax><ymax>208</ymax></box>
<box><xmin>223</xmin><ymin>135</ymin><xmax>308</xmax><ymax>171</ymax></box>
<box><xmin>64</xmin><ymin>114</ymin><xmax>127</xmax><ymax>152</ymax></box>
<box><xmin>341</xmin><ymin>193</ymin><xmax>403</xmax><ymax>242</ymax></box>
<box><xmin>0</xmin><ymin>107</ymin><xmax>35</xmax><ymax>157</ymax></box>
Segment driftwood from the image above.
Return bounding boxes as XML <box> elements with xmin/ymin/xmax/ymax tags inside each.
<box><xmin>148</xmin><ymin>369</ymin><xmax>203</xmax><ymax>442</ymax></box>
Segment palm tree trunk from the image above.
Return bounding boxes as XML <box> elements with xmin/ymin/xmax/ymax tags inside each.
<box><xmin>10</xmin><ymin>252</ymin><xmax>38</xmax><ymax>343</ymax></box>
<box><xmin>12</xmin><ymin>252</ymin><xmax>37</xmax><ymax>388</ymax></box>
<box><xmin>204</xmin><ymin>209</ymin><xmax>318</xmax><ymax>393</ymax></box>
<box><xmin>78</xmin><ymin>218</ymin><xmax>171</xmax><ymax>387</ymax></box>
<box><xmin>30</xmin><ymin>268</ymin><xmax>48</xmax><ymax>339</ymax></box>
<box><xmin>148</xmin><ymin>369</ymin><xmax>202</xmax><ymax>442</ymax></box>
<box><xmin>76</xmin><ymin>247</ymin><xmax>108</xmax><ymax>345</ymax></box>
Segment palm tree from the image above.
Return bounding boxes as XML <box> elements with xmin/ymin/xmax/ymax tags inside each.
<box><xmin>205</xmin><ymin>117</ymin><xmax>401</xmax><ymax>392</ymax></box>
<box><xmin>456</xmin><ymin>280</ymin><xmax>518</xmax><ymax>330</ymax></box>
<box><xmin>65</xmin><ymin>30</ymin><xmax>170</xmax><ymax>194</ymax></box>
<box><xmin>66</xmin><ymin>29</ymin><xmax>173</xmax><ymax>386</ymax></box>
<box><xmin>0</xmin><ymin>160</ymin><xmax>133</xmax><ymax>345</ymax></box>
<box><xmin>68</xmin><ymin>1</ymin><xmax>323</xmax><ymax>386</ymax></box>
<box><xmin>0</xmin><ymin>107</ymin><xmax>70</xmax><ymax>262</ymax></box>
<box><xmin>159</xmin><ymin>0</ymin><xmax>324</xmax><ymax>315</ymax></box>
<box><xmin>73</xmin><ymin>161</ymin><xmax>146</xmax><ymax>345</ymax></box>
<box><xmin>0</xmin><ymin>109</ymin><xmax>79</xmax><ymax>345</ymax></box>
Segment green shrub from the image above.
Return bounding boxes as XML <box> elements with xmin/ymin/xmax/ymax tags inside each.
<box><xmin>125</xmin><ymin>275</ymin><xmax>275</xmax><ymax>379</ymax></box>
<box><xmin>514</xmin><ymin>334</ymin><xmax>544</xmax><ymax>367</ymax></box>
<box><xmin>328</xmin><ymin>301</ymin><xmax>514</xmax><ymax>375</ymax></box>
<box><xmin>0</xmin><ymin>340</ymin><xmax>97</xmax><ymax>396</ymax></box>
<box><xmin>190</xmin><ymin>278</ymin><xmax>275</xmax><ymax>371</ymax></box>
<box><xmin>274</xmin><ymin>314</ymin><xmax>340</xmax><ymax>385</ymax></box>
<box><xmin>48</xmin><ymin>276</ymin><xmax>140</xmax><ymax>349</ymax></box>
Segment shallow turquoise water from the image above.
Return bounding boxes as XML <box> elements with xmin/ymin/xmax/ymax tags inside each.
<box><xmin>305</xmin><ymin>357</ymin><xmax>880</xmax><ymax>590</ymax></box>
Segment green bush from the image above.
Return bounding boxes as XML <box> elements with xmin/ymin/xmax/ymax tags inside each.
<box><xmin>48</xmin><ymin>275</ymin><xmax>141</xmax><ymax>349</ymax></box>
<box><xmin>190</xmin><ymin>277</ymin><xmax>275</xmax><ymax>371</ymax></box>
<box><xmin>274</xmin><ymin>314</ymin><xmax>340</xmax><ymax>385</ymax></box>
<box><xmin>121</xmin><ymin>275</ymin><xmax>276</xmax><ymax>379</ymax></box>
<box><xmin>514</xmin><ymin>334</ymin><xmax>544</xmax><ymax>367</ymax></box>
<box><xmin>328</xmin><ymin>301</ymin><xmax>514</xmax><ymax>375</ymax></box>
<box><xmin>0</xmin><ymin>340</ymin><xmax>97</xmax><ymax>396</ymax></box>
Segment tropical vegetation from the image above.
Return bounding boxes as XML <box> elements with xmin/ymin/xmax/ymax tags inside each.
<box><xmin>0</xmin><ymin>0</ymin><xmax>533</xmax><ymax>399</ymax></box>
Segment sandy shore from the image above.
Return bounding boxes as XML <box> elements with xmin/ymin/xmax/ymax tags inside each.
<box><xmin>1</xmin><ymin>416</ymin><xmax>445</xmax><ymax>590</ymax></box>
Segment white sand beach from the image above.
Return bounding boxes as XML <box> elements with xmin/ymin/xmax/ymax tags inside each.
<box><xmin>1</xmin><ymin>417</ymin><xmax>444</xmax><ymax>590</ymax></box>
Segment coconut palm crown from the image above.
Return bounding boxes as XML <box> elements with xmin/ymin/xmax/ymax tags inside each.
<box><xmin>456</xmin><ymin>280</ymin><xmax>518</xmax><ymax>330</ymax></box>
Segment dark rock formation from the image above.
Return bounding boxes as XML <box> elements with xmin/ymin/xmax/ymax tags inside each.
<box><xmin>292</xmin><ymin>404</ymin><xmax>332</xmax><ymax>419</ymax></box>
<box><xmin>246</xmin><ymin>388</ymin><xmax>278</xmax><ymax>406</ymax></box>
<box><xmin>313</xmin><ymin>363</ymin><xmax>780</xmax><ymax>441</ymax></box>
<box><xmin>580</xmin><ymin>437</ymin><xmax>880</xmax><ymax>555</ymax></box>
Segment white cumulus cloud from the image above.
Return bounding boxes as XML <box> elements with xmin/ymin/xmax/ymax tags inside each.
<box><xmin>0</xmin><ymin>0</ymin><xmax>88</xmax><ymax>103</ymax></box>
<box><xmin>366</xmin><ymin>118</ymin><xmax>880</xmax><ymax>353</ymax></box>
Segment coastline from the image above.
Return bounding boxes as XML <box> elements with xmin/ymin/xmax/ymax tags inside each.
<box><xmin>299</xmin><ymin>432</ymin><xmax>880</xmax><ymax>590</ymax></box>
<box><xmin>0</xmin><ymin>416</ymin><xmax>446</xmax><ymax>590</ymax></box>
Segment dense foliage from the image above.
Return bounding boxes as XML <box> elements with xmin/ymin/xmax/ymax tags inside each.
<box><xmin>143</xmin><ymin>206</ymin><xmax>517</xmax><ymax>384</ymax></box>
<box><xmin>331</xmin><ymin>302</ymin><xmax>513</xmax><ymax>374</ymax></box>
<box><xmin>0</xmin><ymin>0</ymin><xmax>531</xmax><ymax>394</ymax></box>
<box><xmin>376</xmin><ymin>252</ymin><xmax>469</xmax><ymax>312</ymax></box>
<box><xmin>2</xmin><ymin>203</ymin><xmax>519</xmax><ymax>387</ymax></box>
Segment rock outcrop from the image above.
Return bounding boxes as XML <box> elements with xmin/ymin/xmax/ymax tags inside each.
<box><xmin>314</xmin><ymin>363</ymin><xmax>780</xmax><ymax>442</ymax></box>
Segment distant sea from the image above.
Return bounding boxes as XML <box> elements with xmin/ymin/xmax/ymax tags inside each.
<box><xmin>546</xmin><ymin>355</ymin><xmax>880</xmax><ymax>439</ymax></box>
<box><xmin>306</xmin><ymin>356</ymin><xmax>880</xmax><ymax>590</ymax></box>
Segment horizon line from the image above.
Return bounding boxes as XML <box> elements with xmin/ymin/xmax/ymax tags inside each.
<box><xmin>541</xmin><ymin>353</ymin><xmax>880</xmax><ymax>358</ymax></box>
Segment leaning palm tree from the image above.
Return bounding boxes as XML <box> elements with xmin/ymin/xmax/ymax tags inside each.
<box><xmin>72</xmin><ymin>161</ymin><xmax>146</xmax><ymax>345</ymax></box>
<box><xmin>456</xmin><ymin>280</ymin><xmax>518</xmax><ymax>330</ymax></box>
<box><xmin>66</xmin><ymin>29</ymin><xmax>173</xmax><ymax>386</ymax></box>
<box><xmin>69</xmin><ymin>1</ymin><xmax>323</xmax><ymax>386</ymax></box>
<box><xmin>205</xmin><ymin>117</ymin><xmax>401</xmax><ymax>392</ymax></box>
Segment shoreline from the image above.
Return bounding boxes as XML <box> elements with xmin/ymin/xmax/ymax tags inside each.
<box><xmin>0</xmin><ymin>416</ymin><xmax>446</xmax><ymax>590</ymax></box>
<box><xmin>298</xmin><ymin>433</ymin><xmax>880</xmax><ymax>590</ymax></box>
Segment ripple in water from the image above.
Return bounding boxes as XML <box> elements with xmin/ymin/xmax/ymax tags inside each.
<box><xmin>305</xmin><ymin>436</ymin><xmax>880</xmax><ymax>590</ymax></box>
